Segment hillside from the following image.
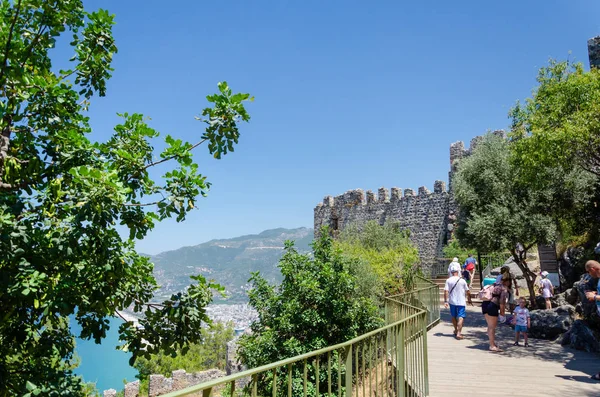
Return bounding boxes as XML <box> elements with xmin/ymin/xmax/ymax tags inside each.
<box><xmin>149</xmin><ymin>227</ymin><xmax>313</xmax><ymax>303</ymax></box>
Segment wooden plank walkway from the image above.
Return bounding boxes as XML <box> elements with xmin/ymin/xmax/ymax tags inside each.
<box><xmin>427</xmin><ymin>306</ymin><xmax>600</xmax><ymax>397</ymax></box>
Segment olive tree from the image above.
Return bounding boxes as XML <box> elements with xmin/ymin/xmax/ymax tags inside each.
<box><xmin>453</xmin><ymin>133</ymin><xmax>593</xmax><ymax>305</ymax></box>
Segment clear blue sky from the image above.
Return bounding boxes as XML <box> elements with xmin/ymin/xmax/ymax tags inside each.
<box><xmin>80</xmin><ymin>0</ymin><xmax>600</xmax><ymax>254</ymax></box>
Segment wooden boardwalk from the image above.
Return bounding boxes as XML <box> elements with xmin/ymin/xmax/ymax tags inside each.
<box><xmin>427</xmin><ymin>306</ymin><xmax>600</xmax><ymax>397</ymax></box>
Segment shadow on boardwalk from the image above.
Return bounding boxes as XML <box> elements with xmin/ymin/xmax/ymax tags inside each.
<box><xmin>427</xmin><ymin>306</ymin><xmax>599</xmax><ymax>397</ymax></box>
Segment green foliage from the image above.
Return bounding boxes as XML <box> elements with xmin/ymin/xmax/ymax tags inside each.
<box><xmin>134</xmin><ymin>322</ymin><xmax>235</xmax><ymax>395</ymax></box>
<box><xmin>510</xmin><ymin>60</ymin><xmax>600</xmax><ymax>178</ymax></box>
<box><xmin>453</xmin><ymin>132</ymin><xmax>593</xmax><ymax>303</ymax></box>
<box><xmin>0</xmin><ymin>1</ymin><xmax>252</xmax><ymax>395</ymax></box>
<box><xmin>510</xmin><ymin>60</ymin><xmax>600</xmax><ymax>244</ymax></box>
<box><xmin>454</xmin><ymin>134</ymin><xmax>555</xmax><ymax>253</ymax></box>
<box><xmin>237</xmin><ymin>230</ymin><xmax>383</xmax><ymax>395</ymax></box>
<box><xmin>441</xmin><ymin>239</ymin><xmax>472</xmax><ymax>264</ymax></box>
<box><xmin>336</xmin><ymin>221</ymin><xmax>420</xmax><ymax>295</ymax></box>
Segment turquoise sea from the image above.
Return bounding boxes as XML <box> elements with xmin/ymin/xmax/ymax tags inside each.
<box><xmin>71</xmin><ymin>317</ymin><xmax>138</xmax><ymax>393</ymax></box>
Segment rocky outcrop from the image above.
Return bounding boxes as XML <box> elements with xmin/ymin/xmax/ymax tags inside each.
<box><xmin>561</xmin><ymin>319</ymin><xmax>600</xmax><ymax>353</ymax></box>
<box><xmin>528</xmin><ymin>305</ymin><xmax>575</xmax><ymax>340</ymax></box>
<box><xmin>533</xmin><ymin>288</ymin><xmax>578</xmax><ymax>310</ymax></box>
<box><xmin>559</xmin><ymin>247</ymin><xmax>585</xmax><ymax>289</ymax></box>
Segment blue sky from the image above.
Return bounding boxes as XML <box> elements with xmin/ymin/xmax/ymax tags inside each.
<box><xmin>79</xmin><ymin>0</ymin><xmax>600</xmax><ymax>254</ymax></box>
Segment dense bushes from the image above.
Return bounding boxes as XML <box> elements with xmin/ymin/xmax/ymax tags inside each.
<box><xmin>336</xmin><ymin>221</ymin><xmax>420</xmax><ymax>296</ymax></box>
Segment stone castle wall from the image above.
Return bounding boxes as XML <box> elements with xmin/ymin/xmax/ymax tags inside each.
<box><xmin>314</xmin><ymin>183</ymin><xmax>450</xmax><ymax>266</ymax></box>
<box><xmin>102</xmin><ymin>369</ymin><xmax>225</xmax><ymax>397</ymax></box>
<box><xmin>314</xmin><ymin>131</ymin><xmax>506</xmax><ymax>268</ymax></box>
<box><xmin>588</xmin><ymin>36</ymin><xmax>600</xmax><ymax>70</ymax></box>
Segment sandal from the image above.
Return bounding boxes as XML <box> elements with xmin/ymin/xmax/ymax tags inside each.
<box><xmin>455</xmin><ymin>334</ymin><xmax>464</xmax><ymax>340</ymax></box>
<box><xmin>524</xmin><ymin>342</ymin><xmax>529</xmax><ymax>347</ymax></box>
<box><xmin>591</xmin><ymin>373</ymin><xmax>600</xmax><ymax>381</ymax></box>
<box><xmin>489</xmin><ymin>346</ymin><xmax>503</xmax><ymax>352</ymax></box>
<box><xmin>513</xmin><ymin>341</ymin><xmax>519</xmax><ymax>346</ymax></box>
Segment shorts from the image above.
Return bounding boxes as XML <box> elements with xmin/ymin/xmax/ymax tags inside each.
<box><xmin>542</xmin><ymin>290</ymin><xmax>552</xmax><ymax>299</ymax></box>
<box><xmin>515</xmin><ymin>325</ymin><xmax>528</xmax><ymax>333</ymax></box>
<box><xmin>449</xmin><ymin>304</ymin><xmax>466</xmax><ymax>319</ymax></box>
<box><xmin>481</xmin><ymin>301</ymin><xmax>499</xmax><ymax>317</ymax></box>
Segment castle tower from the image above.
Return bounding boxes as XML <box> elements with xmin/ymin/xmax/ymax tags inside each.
<box><xmin>588</xmin><ymin>36</ymin><xmax>600</xmax><ymax>69</ymax></box>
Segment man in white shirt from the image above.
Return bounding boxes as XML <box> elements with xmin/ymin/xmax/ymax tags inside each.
<box><xmin>444</xmin><ymin>269</ymin><xmax>472</xmax><ymax>340</ymax></box>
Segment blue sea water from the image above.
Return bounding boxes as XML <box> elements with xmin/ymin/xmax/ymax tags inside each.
<box><xmin>71</xmin><ymin>317</ymin><xmax>138</xmax><ymax>393</ymax></box>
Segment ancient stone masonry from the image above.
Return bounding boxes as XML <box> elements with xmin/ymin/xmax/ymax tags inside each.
<box><xmin>314</xmin><ymin>183</ymin><xmax>449</xmax><ymax>267</ymax></box>
<box><xmin>103</xmin><ymin>369</ymin><xmax>225</xmax><ymax>397</ymax></box>
<box><xmin>588</xmin><ymin>36</ymin><xmax>600</xmax><ymax>69</ymax></box>
<box><xmin>314</xmin><ymin>132</ymin><xmax>506</xmax><ymax>268</ymax></box>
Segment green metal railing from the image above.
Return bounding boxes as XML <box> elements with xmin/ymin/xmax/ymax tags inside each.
<box><xmin>160</xmin><ymin>277</ymin><xmax>440</xmax><ymax>397</ymax></box>
<box><xmin>479</xmin><ymin>252</ymin><xmax>511</xmax><ymax>280</ymax></box>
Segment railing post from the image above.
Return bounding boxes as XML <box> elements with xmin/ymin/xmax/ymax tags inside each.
<box><xmin>345</xmin><ymin>345</ymin><xmax>352</xmax><ymax>397</ymax></box>
<box><xmin>422</xmin><ymin>314</ymin><xmax>430</xmax><ymax>396</ymax></box>
<box><xmin>396</xmin><ymin>324</ymin><xmax>405</xmax><ymax>397</ymax></box>
<box><xmin>385</xmin><ymin>300</ymin><xmax>389</xmax><ymax>324</ymax></box>
<box><xmin>477</xmin><ymin>251</ymin><xmax>483</xmax><ymax>289</ymax></box>
<box><xmin>385</xmin><ymin>300</ymin><xmax>392</xmax><ymax>351</ymax></box>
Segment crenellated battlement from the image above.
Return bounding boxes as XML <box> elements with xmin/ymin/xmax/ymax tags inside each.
<box><xmin>317</xmin><ymin>181</ymin><xmax>447</xmax><ymax>209</ymax></box>
<box><xmin>450</xmin><ymin>130</ymin><xmax>506</xmax><ymax>167</ymax></box>
<box><xmin>314</xmin><ymin>131</ymin><xmax>506</xmax><ymax>266</ymax></box>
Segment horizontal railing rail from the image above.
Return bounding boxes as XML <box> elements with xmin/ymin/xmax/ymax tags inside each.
<box><xmin>159</xmin><ymin>276</ymin><xmax>440</xmax><ymax>397</ymax></box>
<box><xmin>479</xmin><ymin>252</ymin><xmax>511</xmax><ymax>279</ymax></box>
<box><xmin>428</xmin><ymin>259</ymin><xmax>448</xmax><ymax>278</ymax></box>
<box><xmin>388</xmin><ymin>276</ymin><xmax>440</xmax><ymax>330</ymax></box>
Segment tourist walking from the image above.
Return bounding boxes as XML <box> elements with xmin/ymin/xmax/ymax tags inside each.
<box><xmin>444</xmin><ymin>268</ymin><xmax>471</xmax><ymax>340</ymax></box>
<box><xmin>512</xmin><ymin>297</ymin><xmax>530</xmax><ymax>347</ymax></box>
<box><xmin>583</xmin><ymin>260</ymin><xmax>600</xmax><ymax>380</ymax></box>
<box><xmin>463</xmin><ymin>254</ymin><xmax>477</xmax><ymax>286</ymax></box>
<box><xmin>481</xmin><ymin>274</ymin><xmax>511</xmax><ymax>352</ymax></box>
<box><xmin>447</xmin><ymin>257</ymin><xmax>461</xmax><ymax>277</ymax></box>
<box><xmin>539</xmin><ymin>271</ymin><xmax>554</xmax><ymax>309</ymax></box>
<box><xmin>496</xmin><ymin>265</ymin><xmax>519</xmax><ymax>312</ymax></box>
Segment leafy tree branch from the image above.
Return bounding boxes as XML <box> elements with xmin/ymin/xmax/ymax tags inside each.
<box><xmin>0</xmin><ymin>1</ymin><xmax>253</xmax><ymax>395</ymax></box>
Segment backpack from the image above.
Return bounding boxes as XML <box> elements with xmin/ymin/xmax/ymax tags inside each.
<box><xmin>477</xmin><ymin>284</ymin><xmax>497</xmax><ymax>301</ymax></box>
<box><xmin>462</xmin><ymin>269</ymin><xmax>471</xmax><ymax>280</ymax></box>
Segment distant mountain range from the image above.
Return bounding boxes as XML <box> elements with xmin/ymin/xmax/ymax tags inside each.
<box><xmin>148</xmin><ymin>227</ymin><xmax>313</xmax><ymax>303</ymax></box>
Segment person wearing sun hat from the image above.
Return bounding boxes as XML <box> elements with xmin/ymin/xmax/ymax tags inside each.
<box><xmin>539</xmin><ymin>271</ymin><xmax>553</xmax><ymax>310</ymax></box>
<box><xmin>447</xmin><ymin>257</ymin><xmax>461</xmax><ymax>277</ymax></box>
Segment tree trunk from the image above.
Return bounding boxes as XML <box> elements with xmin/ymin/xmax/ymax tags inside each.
<box><xmin>510</xmin><ymin>248</ymin><xmax>538</xmax><ymax>307</ymax></box>
<box><xmin>0</xmin><ymin>116</ymin><xmax>12</xmax><ymax>188</ymax></box>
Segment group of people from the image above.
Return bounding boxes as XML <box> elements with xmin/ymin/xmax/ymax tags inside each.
<box><xmin>442</xmin><ymin>256</ymin><xmax>600</xmax><ymax>380</ymax></box>
<box><xmin>443</xmin><ymin>256</ymin><xmax>551</xmax><ymax>352</ymax></box>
